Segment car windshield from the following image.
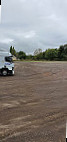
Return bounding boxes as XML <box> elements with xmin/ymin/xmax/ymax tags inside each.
<box><xmin>5</xmin><ymin>56</ymin><xmax>13</xmax><ymax>63</ymax></box>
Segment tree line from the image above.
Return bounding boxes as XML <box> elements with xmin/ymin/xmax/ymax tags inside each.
<box><xmin>10</xmin><ymin>44</ymin><xmax>67</xmax><ymax>61</ymax></box>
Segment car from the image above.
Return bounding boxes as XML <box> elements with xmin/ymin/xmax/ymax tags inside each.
<box><xmin>0</xmin><ymin>51</ymin><xmax>14</xmax><ymax>76</ymax></box>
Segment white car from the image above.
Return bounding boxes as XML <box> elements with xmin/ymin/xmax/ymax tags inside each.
<box><xmin>0</xmin><ymin>51</ymin><xmax>14</xmax><ymax>76</ymax></box>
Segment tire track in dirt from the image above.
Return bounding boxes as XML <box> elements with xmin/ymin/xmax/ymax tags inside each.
<box><xmin>0</xmin><ymin>61</ymin><xmax>67</xmax><ymax>142</ymax></box>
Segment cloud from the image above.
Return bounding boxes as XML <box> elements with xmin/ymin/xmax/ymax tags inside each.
<box><xmin>0</xmin><ymin>0</ymin><xmax>67</xmax><ymax>54</ymax></box>
<box><xmin>20</xmin><ymin>0</ymin><xmax>26</xmax><ymax>3</ymax></box>
<box><xmin>24</xmin><ymin>31</ymin><xmax>36</xmax><ymax>39</ymax></box>
<box><xmin>0</xmin><ymin>5</ymin><xmax>1</xmax><ymax>23</ymax></box>
<box><xmin>0</xmin><ymin>38</ymin><xmax>14</xmax><ymax>44</ymax></box>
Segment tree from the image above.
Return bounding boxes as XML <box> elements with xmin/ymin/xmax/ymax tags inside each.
<box><xmin>34</xmin><ymin>48</ymin><xmax>42</xmax><ymax>56</ymax></box>
<box><xmin>64</xmin><ymin>44</ymin><xmax>67</xmax><ymax>54</ymax></box>
<box><xmin>18</xmin><ymin>51</ymin><xmax>26</xmax><ymax>59</ymax></box>
<box><xmin>10</xmin><ymin>46</ymin><xmax>12</xmax><ymax>54</ymax></box>
<box><xmin>45</xmin><ymin>49</ymin><xmax>58</xmax><ymax>60</ymax></box>
<box><xmin>26</xmin><ymin>55</ymin><xmax>34</xmax><ymax>60</ymax></box>
<box><xmin>42</xmin><ymin>51</ymin><xmax>45</xmax><ymax>59</ymax></box>
<box><xmin>58</xmin><ymin>45</ymin><xmax>65</xmax><ymax>60</ymax></box>
<box><xmin>34</xmin><ymin>52</ymin><xmax>43</xmax><ymax>60</ymax></box>
<box><xmin>12</xmin><ymin>47</ymin><xmax>16</xmax><ymax>56</ymax></box>
<box><xmin>10</xmin><ymin>46</ymin><xmax>16</xmax><ymax>56</ymax></box>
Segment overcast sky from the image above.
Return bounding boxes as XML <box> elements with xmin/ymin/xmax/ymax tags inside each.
<box><xmin>0</xmin><ymin>0</ymin><xmax>67</xmax><ymax>54</ymax></box>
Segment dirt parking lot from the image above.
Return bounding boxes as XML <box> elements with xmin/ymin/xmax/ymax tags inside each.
<box><xmin>0</xmin><ymin>61</ymin><xmax>67</xmax><ymax>142</ymax></box>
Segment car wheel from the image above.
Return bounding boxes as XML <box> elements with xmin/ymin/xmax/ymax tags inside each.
<box><xmin>2</xmin><ymin>70</ymin><xmax>8</xmax><ymax>76</ymax></box>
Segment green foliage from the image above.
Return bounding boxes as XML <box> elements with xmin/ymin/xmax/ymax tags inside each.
<box><xmin>10</xmin><ymin>43</ymin><xmax>67</xmax><ymax>61</ymax></box>
<box><xmin>26</xmin><ymin>55</ymin><xmax>34</xmax><ymax>60</ymax></box>
<box><xmin>45</xmin><ymin>49</ymin><xmax>58</xmax><ymax>60</ymax></box>
<box><xmin>17</xmin><ymin>51</ymin><xmax>26</xmax><ymax>59</ymax></box>
<box><xmin>42</xmin><ymin>52</ymin><xmax>45</xmax><ymax>59</ymax></box>
<box><xmin>10</xmin><ymin>46</ymin><xmax>16</xmax><ymax>56</ymax></box>
<box><xmin>10</xmin><ymin>46</ymin><xmax>12</xmax><ymax>53</ymax></box>
<box><xmin>34</xmin><ymin>52</ymin><xmax>43</xmax><ymax>60</ymax></box>
<box><xmin>58</xmin><ymin>44</ymin><xmax>67</xmax><ymax>60</ymax></box>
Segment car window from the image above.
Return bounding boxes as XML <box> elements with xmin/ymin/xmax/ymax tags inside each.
<box><xmin>5</xmin><ymin>56</ymin><xmax>13</xmax><ymax>63</ymax></box>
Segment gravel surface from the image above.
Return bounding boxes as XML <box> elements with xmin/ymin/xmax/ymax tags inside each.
<box><xmin>0</xmin><ymin>61</ymin><xmax>67</xmax><ymax>142</ymax></box>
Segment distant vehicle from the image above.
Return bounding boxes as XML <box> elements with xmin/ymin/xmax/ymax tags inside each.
<box><xmin>0</xmin><ymin>51</ymin><xmax>14</xmax><ymax>76</ymax></box>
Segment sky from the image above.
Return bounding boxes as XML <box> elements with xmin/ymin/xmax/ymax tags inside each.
<box><xmin>0</xmin><ymin>0</ymin><xmax>67</xmax><ymax>54</ymax></box>
<box><xmin>0</xmin><ymin>5</ymin><xmax>1</xmax><ymax>23</ymax></box>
